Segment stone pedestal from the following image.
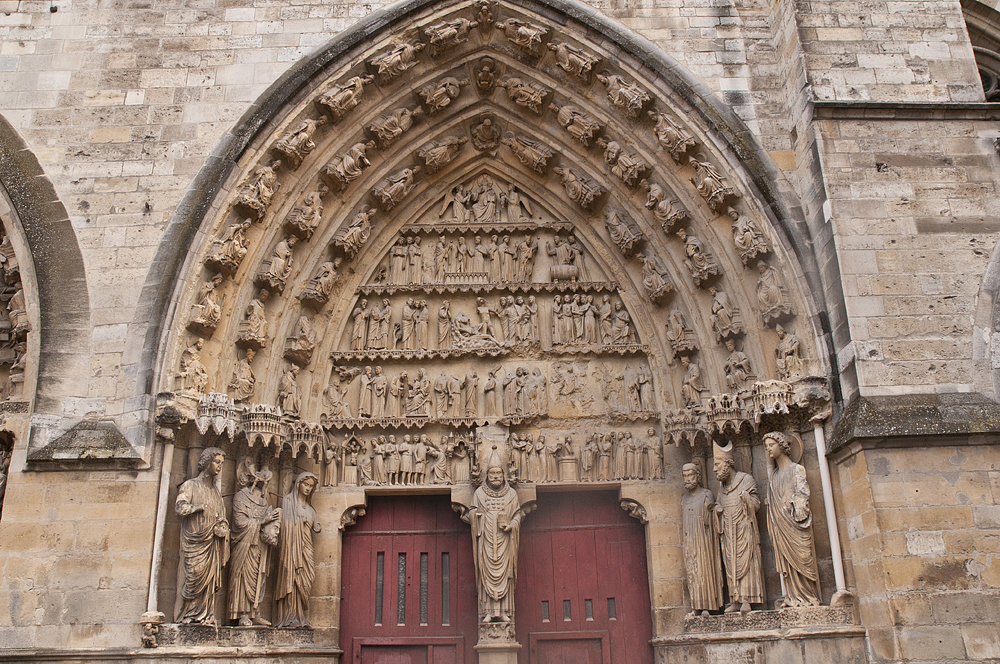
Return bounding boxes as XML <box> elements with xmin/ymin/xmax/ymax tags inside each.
<box><xmin>558</xmin><ymin>457</ymin><xmax>578</xmax><ymax>482</ymax></box>
<box><xmin>475</xmin><ymin>639</ymin><xmax>521</xmax><ymax>664</ymax></box>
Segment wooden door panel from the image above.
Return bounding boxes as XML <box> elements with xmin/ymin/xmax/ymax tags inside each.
<box><xmin>359</xmin><ymin>644</ymin><xmax>427</xmax><ymax>664</ymax></box>
<box><xmin>342</xmin><ymin>496</ymin><xmax>477</xmax><ymax>664</ymax></box>
<box><xmin>516</xmin><ymin>491</ymin><xmax>653</xmax><ymax>664</ymax></box>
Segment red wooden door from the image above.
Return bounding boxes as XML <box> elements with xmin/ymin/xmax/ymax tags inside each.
<box><xmin>515</xmin><ymin>491</ymin><xmax>654</xmax><ymax>664</ymax></box>
<box><xmin>341</xmin><ymin>495</ymin><xmax>477</xmax><ymax>664</ymax></box>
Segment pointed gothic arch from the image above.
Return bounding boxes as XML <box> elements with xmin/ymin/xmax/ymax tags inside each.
<box><xmin>148</xmin><ymin>0</ymin><xmax>846</xmax><ymax>656</ymax></box>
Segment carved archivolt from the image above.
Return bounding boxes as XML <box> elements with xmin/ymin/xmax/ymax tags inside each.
<box><xmin>164</xmin><ymin>0</ymin><xmax>825</xmax><ymax>497</ymax></box>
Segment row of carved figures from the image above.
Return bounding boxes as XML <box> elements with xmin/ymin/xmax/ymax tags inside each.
<box><xmin>173</xmin><ymin>450</ymin><xmax>320</xmax><ymax>629</ymax></box>
<box><xmin>682</xmin><ymin>433</ymin><xmax>822</xmax><ymax>615</ymax></box>
<box><xmin>0</xmin><ymin>227</ymin><xmax>29</xmax><ymax>401</ymax></box>
<box><xmin>325</xmin><ymin>432</ymin><xmax>471</xmax><ymax>487</ymax></box>
<box><xmin>376</xmin><ymin>231</ymin><xmax>593</xmax><ymax>286</ymax></box>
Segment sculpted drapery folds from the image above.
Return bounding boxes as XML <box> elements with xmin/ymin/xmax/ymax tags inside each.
<box><xmin>228</xmin><ymin>463</ymin><xmax>281</xmax><ymax>626</ymax></box>
<box><xmin>713</xmin><ymin>444</ymin><xmax>764</xmax><ymax>613</ymax></box>
<box><xmin>276</xmin><ymin>472</ymin><xmax>322</xmax><ymax>628</ymax></box>
<box><xmin>681</xmin><ymin>463</ymin><xmax>723</xmax><ymax>615</ymax></box>
<box><xmin>764</xmin><ymin>432</ymin><xmax>821</xmax><ymax>607</ymax></box>
<box><xmin>175</xmin><ymin>447</ymin><xmax>230</xmax><ymax>625</ymax></box>
<box><xmin>470</xmin><ymin>448</ymin><xmax>523</xmax><ymax>625</ymax></box>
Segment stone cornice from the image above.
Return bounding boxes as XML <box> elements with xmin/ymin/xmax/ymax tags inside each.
<box><xmin>812</xmin><ymin>101</ymin><xmax>1000</xmax><ymax>121</ymax></box>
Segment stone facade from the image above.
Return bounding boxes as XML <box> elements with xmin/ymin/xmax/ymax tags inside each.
<box><xmin>0</xmin><ymin>0</ymin><xmax>997</xmax><ymax>662</ymax></box>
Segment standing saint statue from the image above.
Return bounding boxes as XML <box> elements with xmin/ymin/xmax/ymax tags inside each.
<box><xmin>175</xmin><ymin>447</ymin><xmax>230</xmax><ymax>625</ymax></box>
<box><xmin>681</xmin><ymin>463</ymin><xmax>723</xmax><ymax>616</ymax></box>
<box><xmin>470</xmin><ymin>446</ymin><xmax>523</xmax><ymax>627</ymax></box>
<box><xmin>276</xmin><ymin>472</ymin><xmax>322</xmax><ymax>628</ymax></box>
<box><xmin>764</xmin><ymin>432</ymin><xmax>821</xmax><ymax>607</ymax></box>
<box><xmin>228</xmin><ymin>462</ymin><xmax>281</xmax><ymax>626</ymax></box>
<box><xmin>713</xmin><ymin>443</ymin><xmax>764</xmax><ymax>613</ymax></box>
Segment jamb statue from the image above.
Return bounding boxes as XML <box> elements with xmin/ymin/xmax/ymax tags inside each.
<box><xmin>681</xmin><ymin>463</ymin><xmax>723</xmax><ymax>616</ymax></box>
<box><xmin>713</xmin><ymin>442</ymin><xmax>764</xmax><ymax>613</ymax></box>
<box><xmin>275</xmin><ymin>472</ymin><xmax>321</xmax><ymax>628</ymax></box>
<box><xmin>228</xmin><ymin>462</ymin><xmax>281</xmax><ymax>626</ymax></box>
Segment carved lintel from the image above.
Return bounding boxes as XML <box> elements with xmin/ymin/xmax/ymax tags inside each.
<box><xmin>620</xmin><ymin>498</ymin><xmax>648</xmax><ymax>523</ymax></box>
<box><xmin>316</xmin><ymin>74</ymin><xmax>375</xmax><ymax>123</ymax></box>
<box><xmin>340</xmin><ymin>506</ymin><xmax>366</xmax><ymax>531</ymax></box>
<box><xmin>356</xmin><ymin>279</ymin><xmax>616</xmax><ymax>297</ymax></box>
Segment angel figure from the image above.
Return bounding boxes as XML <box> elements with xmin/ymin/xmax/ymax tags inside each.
<box><xmin>439</xmin><ymin>184</ymin><xmax>472</xmax><ymax>223</ymax></box>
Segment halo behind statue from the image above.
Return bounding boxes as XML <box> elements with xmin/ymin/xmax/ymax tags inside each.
<box><xmin>785</xmin><ymin>432</ymin><xmax>803</xmax><ymax>464</ymax></box>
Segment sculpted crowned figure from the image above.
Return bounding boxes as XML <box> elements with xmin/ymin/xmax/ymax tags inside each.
<box><xmin>228</xmin><ymin>462</ymin><xmax>281</xmax><ymax>626</ymax></box>
<box><xmin>713</xmin><ymin>443</ymin><xmax>764</xmax><ymax>613</ymax></box>
<box><xmin>276</xmin><ymin>472</ymin><xmax>322</xmax><ymax>628</ymax></box>
<box><xmin>681</xmin><ymin>463</ymin><xmax>723</xmax><ymax>616</ymax></box>
<box><xmin>764</xmin><ymin>432</ymin><xmax>821</xmax><ymax>607</ymax></box>
<box><xmin>175</xmin><ymin>447</ymin><xmax>230</xmax><ymax>625</ymax></box>
<box><xmin>470</xmin><ymin>446</ymin><xmax>523</xmax><ymax>627</ymax></box>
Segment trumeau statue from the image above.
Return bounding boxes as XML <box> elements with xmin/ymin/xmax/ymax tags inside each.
<box><xmin>317</xmin><ymin>74</ymin><xmax>374</xmax><ymax>123</ymax></box>
<box><xmin>370</xmin><ymin>41</ymin><xmax>425</xmax><ymax>83</ymax></box>
<box><xmin>235</xmin><ymin>160</ymin><xmax>281</xmax><ymax>220</ymax></box>
<box><xmin>500</xmin><ymin>77</ymin><xmax>550</xmax><ymax>114</ymax></box>
<box><xmin>372</xmin><ymin>167</ymin><xmax>420</xmax><ymax>211</ymax></box>
<box><xmin>207</xmin><ymin>219</ymin><xmax>251</xmax><ymax>275</ymax></box>
<box><xmin>548</xmin><ymin>41</ymin><xmax>601</xmax><ymax>82</ymax></box>
<box><xmin>275</xmin><ymin>115</ymin><xmax>327</xmax><ymax>170</ymax></box>
<box><xmin>424</xmin><ymin>17</ymin><xmax>479</xmax><ymax>55</ymax></box>
<box><xmin>228</xmin><ymin>462</ymin><xmax>281</xmax><ymax>627</ymax></box>
<box><xmin>367</xmin><ymin>106</ymin><xmax>423</xmax><ymax>148</ymax></box>
<box><xmin>714</xmin><ymin>442</ymin><xmax>764</xmax><ymax>613</ymax></box>
<box><xmin>471</xmin><ymin>116</ymin><xmax>502</xmax><ymax>151</ymax></box>
<box><xmin>284</xmin><ymin>187</ymin><xmax>326</xmax><ymax>239</ymax></box>
<box><xmin>470</xmin><ymin>446</ymin><xmax>523</xmax><ymax>628</ymax></box>
<box><xmin>549</xmin><ymin>103</ymin><xmax>602</xmax><ymax>147</ymax></box>
<box><xmin>648</xmin><ymin>110</ymin><xmax>698</xmax><ymax>163</ymax></box>
<box><xmin>764</xmin><ymin>432</ymin><xmax>821</xmax><ymax>607</ymax></box>
<box><xmin>604</xmin><ymin>208</ymin><xmax>645</xmax><ymax>257</ymax></box>
<box><xmin>501</xmin><ymin>133</ymin><xmax>552</xmax><ymax>173</ymax></box>
<box><xmin>229</xmin><ymin>349</ymin><xmax>256</xmax><ymax>402</ymax></box>
<box><xmin>597</xmin><ymin>138</ymin><xmax>649</xmax><ymax>187</ymax></box>
<box><xmin>495</xmin><ymin>18</ymin><xmax>549</xmax><ymax>54</ymax></box>
<box><xmin>642</xmin><ymin>179</ymin><xmax>688</xmax><ymax>232</ymax></box>
<box><xmin>276</xmin><ymin>472</ymin><xmax>321</xmax><ymax>628</ymax></box>
<box><xmin>417</xmin><ymin>135</ymin><xmax>468</xmax><ymax>174</ymax></box>
<box><xmin>322</xmin><ymin>141</ymin><xmax>375</xmax><ymax>190</ymax></box>
<box><xmin>553</xmin><ymin>166</ymin><xmax>605</xmax><ymax>210</ymax></box>
<box><xmin>334</xmin><ymin>206</ymin><xmax>376</xmax><ymax>258</ymax></box>
<box><xmin>756</xmin><ymin>260</ymin><xmax>793</xmax><ymax>325</ymax></box>
<box><xmin>418</xmin><ymin>76</ymin><xmax>467</xmax><ymax>114</ymax></box>
<box><xmin>597</xmin><ymin>72</ymin><xmax>650</xmax><ymax>118</ymax></box>
<box><xmin>689</xmin><ymin>155</ymin><xmax>739</xmax><ymax>213</ymax></box>
<box><xmin>728</xmin><ymin>206</ymin><xmax>770</xmax><ymax>266</ymax></box>
<box><xmin>681</xmin><ymin>463</ymin><xmax>724</xmax><ymax>616</ymax></box>
<box><xmin>709</xmin><ymin>286</ymin><xmax>746</xmax><ymax>342</ymax></box>
<box><xmin>677</xmin><ymin>228</ymin><xmax>721</xmax><ymax>287</ymax></box>
<box><xmin>299</xmin><ymin>257</ymin><xmax>342</xmax><ymax>308</ymax></box>
<box><xmin>175</xmin><ymin>447</ymin><xmax>230</xmax><ymax>625</ymax></box>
